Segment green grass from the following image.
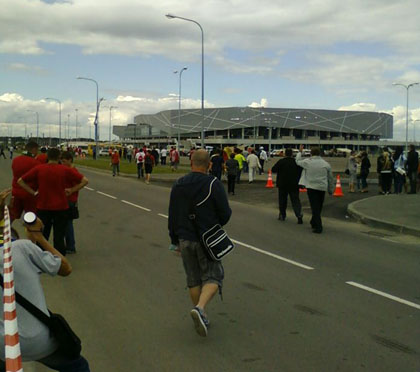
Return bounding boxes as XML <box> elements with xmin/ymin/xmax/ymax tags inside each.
<box><xmin>73</xmin><ymin>156</ymin><xmax>190</xmax><ymax>174</ymax></box>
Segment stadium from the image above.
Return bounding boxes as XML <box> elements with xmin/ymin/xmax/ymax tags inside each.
<box><xmin>113</xmin><ymin>107</ymin><xmax>393</xmax><ymax>151</ymax></box>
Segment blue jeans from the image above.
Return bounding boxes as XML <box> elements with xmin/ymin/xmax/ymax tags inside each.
<box><xmin>1</xmin><ymin>351</ymin><xmax>90</xmax><ymax>372</ymax></box>
<box><xmin>65</xmin><ymin>219</ymin><xmax>75</xmax><ymax>252</ymax></box>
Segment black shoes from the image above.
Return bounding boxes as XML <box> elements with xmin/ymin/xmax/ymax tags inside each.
<box><xmin>297</xmin><ymin>217</ymin><xmax>303</xmax><ymax>224</ymax></box>
<box><xmin>278</xmin><ymin>214</ymin><xmax>286</xmax><ymax>221</ymax></box>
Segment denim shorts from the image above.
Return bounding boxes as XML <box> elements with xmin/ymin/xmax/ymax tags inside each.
<box><xmin>179</xmin><ymin>239</ymin><xmax>224</xmax><ymax>288</ymax></box>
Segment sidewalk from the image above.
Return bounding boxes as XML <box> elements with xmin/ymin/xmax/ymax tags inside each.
<box><xmin>347</xmin><ymin>194</ymin><xmax>420</xmax><ymax>237</ymax></box>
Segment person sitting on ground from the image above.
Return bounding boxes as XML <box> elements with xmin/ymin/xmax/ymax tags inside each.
<box><xmin>0</xmin><ymin>190</ymin><xmax>90</xmax><ymax>371</ymax></box>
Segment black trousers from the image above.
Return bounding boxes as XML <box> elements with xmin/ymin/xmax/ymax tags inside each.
<box><xmin>228</xmin><ymin>175</ymin><xmax>236</xmax><ymax>194</ymax></box>
<box><xmin>278</xmin><ymin>188</ymin><xmax>302</xmax><ymax>218</ymax></box>
<box><xmin>306</xmin><ymin>189</ymin><xmax>325</xmax><ymax>231</ymax></box>
<box><xmin>381</xmin><ymin>173</ymin><xmax>392</xmax><ymax>193</ymax></box>
<box><xmin>408</xmin><ymin>170</ymin><xmax>418</xmax><ymax>193</ymax></box>
<box><xmin>37</xmin><ymin>209</ymin><xmax>69</xmax><ymax>255</ymax></box>
<box><xmin>259</xmin><ymin>160</ymin><xmax>265</xmax><ymax>174</ymax></box>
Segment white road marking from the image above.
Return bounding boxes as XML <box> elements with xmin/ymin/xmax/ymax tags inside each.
<box><xmin>382</xmin><ymin>238</ymin><xmax>399</xmax><ymax>243</ymax></box>
<box><xmin>158</xmin><ymin>213</ymin><xmax>168</xmax><ymax>218</ymax></box>
<box><xmin>96</xmin><ymin>191</ymin><xmax>117</xmax><ymax>200</ymax></box>
<box><xmin>346</xmin><ymin>281</ymin><xmax>420</xmax><ymax>310</ymax></box>
<box><xmin>85</xmin><ymin>187</ymin><xmax>94</xmax><ymax>191</ymax></box>
<box><xmin>231</xmin><ymin>239</ymin><xmax>314</xmax><ymax>270</ymax></box>
<box><xmin>121</xmin><ymin>200</ymin><xmax>151</xmax><ymax>212</ymax></box>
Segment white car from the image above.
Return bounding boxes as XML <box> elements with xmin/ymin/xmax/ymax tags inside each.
<box><xmin>98</xmin><ymin>148</ymin><xmax>110</xmax><ymax>156</ymax></box>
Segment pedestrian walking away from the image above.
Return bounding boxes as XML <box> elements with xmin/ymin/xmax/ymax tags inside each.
<box><xmin>111</xmin><ymin>149</ymin><xmax>120</xmax><ymax>176</ymax></box>
<box><xmin>0</xmin><ymin>146</ymin><xmax>6</xmax><ymax>159</ymax></box>
<box><xmin>234</xmin><ymin>149</ymin><xmax>246</xmax><ymax>184</ymax></box>
<box><xmin>296</xmin><ymin>145</ymin><xmax>334</xmax><ymax>234</ymax></box>
<box><xmin>168</xmin><ymin>149</ymin><xmax>232</xmax><ymax>337</ymax></box>
<box><xmin>0</xmin><ymin>196</ymin><xmax>91</xmax><ymax>371</ymax></box>
<box><xmin>170</xmin><ymin>147</ymin><xmax>180</xmax><ymax>171</ymax></box>
<box><xmin>359</xmin><ymin>151</ymin><xmax>371</xmax><ymax>193</ymax></box>
<box><xmin>9</xmin><ymin>146</ymin><xmax>14</xmax><ymax>159</ymax></box>
<box><xmin>259</xmin><ymin>147</ymin><xmax>268</xmax><ymax>175</ymax></box>
<box><xmin>225</xmin><ymin>153</ymin><xmax>239</xmax><ymax>195</ymax></box>
<box><xmin>210</xmin><ymin>149</ymin><xmax>224</xmax><ymax>180</ymax></box>
<box><xmin>17</xmin><ymin>148</ymin><xmax>88</xmax><ymax>255</ymax></box>
<box><xmin>135</xmin><ymin>148</ymin><xmax>145</xmax><ymax>178</ymax></box>
<box><xmin>271</xmin><ymin>148</ymin><xmax>303</xmax><ymax>223</ymax></box>
<box><xmin>406</xmin><ymin>144</ymin><xmax>419</xmax><ymax>194</ymax></box>
<box><xmin>60</xmin><ymin>151</ymin><xmax>84</xmax><ymax>254</ymax></box>
<box><xmin>246</xmin><ymin>149</ymin><xmax>261</xmax><ymax>183</ymax></box>
<box><xmin>144</xmin><ymin>150</ymin><xmax>155</xmax><ymax>184</ymax></box>
<box><xmin>160</xmin><ymin>147</ymin><xmax>167</xmax><ymax>165</ymax></box>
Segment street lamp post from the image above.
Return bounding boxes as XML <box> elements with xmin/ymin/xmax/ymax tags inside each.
<box><xmin>166</xmin><ymin>14</ymin><xmax>205</xmax><ymax>148</ymax></box>
<box><xmin>45</xmin><ymin>98</ymin><xmax>61</xmax><ymax>146</ymax></box>
<box><xmin>26</xmin><ymin>110</ymin><xmax>39</xmax><ymax>141</ymax></box>
<box><xmin>108</xmin><ymin>106</ymin><xmax>117</xmax><ymax>144</ymax></box>
<box><xmin>67</xmin><ymin>113</ymin><xmax>70</xmax><ymax>142</ymax></box>
<box><xmin>393</xmin><ymin>82</ymin><xmax>420</xmax><ymax>153</ymax></box>
<box><xmin>77</xmin><ymin>77</ymin><xmax>99</xmax><ymax>159</ymax></box>
<box><xmin>413</xmin><ymin>119</ymin><xmax>420</xmax><ymax>143</ymax></box>
<box><xmin>174</xmin><ymin>67</ymin><xmax>188</xmax><ymax>150</ymax></box>
<box><xmin>75</xmin><ymin>109</ymin><xmax>78</xmax><ymax>139</ymax></box>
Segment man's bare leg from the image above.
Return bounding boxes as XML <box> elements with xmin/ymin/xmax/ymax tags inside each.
<box><xmin>197</xmin><ymin>283</ymin><xmax>218</xmax><ymax>310</ymax></box>
<box><xmin>189</xmin><ymin>286</ymin><xmax>201</xmax><ymax>306</ymax></box>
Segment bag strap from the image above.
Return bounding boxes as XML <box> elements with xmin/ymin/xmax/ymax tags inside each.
<box><xmin>0</xmin><ymin>273</ymin><xmax>51</xmax><ymax>325</ymax></box>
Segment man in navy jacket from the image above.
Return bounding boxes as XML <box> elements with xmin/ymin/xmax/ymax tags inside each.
<box><xmin>168</xmin><ymin>149</ymin><xmax>231</xmax><ymax>337</ymax></box>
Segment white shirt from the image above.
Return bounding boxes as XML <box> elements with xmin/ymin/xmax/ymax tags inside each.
<box><xmin>135</xmin><ymin>151</ymin><xmax>145</xmax><ymax>164</ymax></box>
<box><xmin>247</xmin><ymin>153</ymin><xmax>261</xmax><ymax>168</ymax></box>
<box><xmin>161</xmin><ymin>149</ymin><xmax>167</xmax><ymax>157</ymax></box>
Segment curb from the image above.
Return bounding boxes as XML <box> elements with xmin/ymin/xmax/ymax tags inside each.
<box><xmin>347</xmin><ymin>197</ymin><xmax>420</xmax><ymax>238</ymax></box>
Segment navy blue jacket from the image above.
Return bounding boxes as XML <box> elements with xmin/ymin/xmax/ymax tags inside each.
<box><xmin>168</xmin><ymin>172</ymin><xmax>232</xmax><ymax>245</ymax></box>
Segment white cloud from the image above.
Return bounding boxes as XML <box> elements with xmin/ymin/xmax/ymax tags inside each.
<box><xmin>5</xmin><ymin>62</ymin><xmax>48</xmax><ymax>75</ymax></box>
<box><xmin>248</xmin><ymin>98</ymin><xmax>268</xmax><ymax>108</ymax></box>
<box><xmin>0</xmin><ymin>92</ymin><xmax>215</xmax><ymax>139</ymax></box>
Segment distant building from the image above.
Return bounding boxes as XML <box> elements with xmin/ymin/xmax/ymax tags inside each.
<box><xmin>113</xmin><ymin>107</ymin><xmax>393</xmax><ymax>150</ymax></box>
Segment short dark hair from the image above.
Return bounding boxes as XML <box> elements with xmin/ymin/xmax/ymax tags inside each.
<box><xmin>25</xmin><ymin>141</ymin><xmax>38</xmax><ymax>151</ymax></box>
<box><xmin>285</xmin><ymin>148</ymin><xmax>293</xmax><ymax>157</ymax></box>
<box><xmin>60</xmin><ymin>151</ymin><xmax>73</xmax><ymax>162</ymax></box>
<box><xmin>40</xmin><ymin>147</ymin><xmax>47</xmax><ymax>153</ymax></box>
<box><xmin>230</xmin><ymin>153</ymin><xmax>235</xmax><ymax>159</ymax></box>
<box><xmin>311</xmin><ymin>147</ymin><xmax>321</xmax><ymax>156</ymax></box>
<box><xmin>409</xmin><ymin>144</ymin><xmax>415</xmax><ymax>151</ymax></box>
<box><xmin>47</xmin><ymin>148</ymin><xmax>60</xmax><ymax>161</ymax></box>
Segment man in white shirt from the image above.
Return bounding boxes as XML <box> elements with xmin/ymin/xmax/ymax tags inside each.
<box><xmin>160</xmin><ymin>147</ymin><xmax>168</xmax><ymax>165</ymax></box>
<box><xmin>247</xmin><ymin>150</ymin><xmax>261</xmax><ymax>183</ymax></box>
<box><xmin>135</xmin><ymin>149</ymin><xmax>145</xmax><ymax>178</ymax></box>
<box><xmin>259</xmin><ymin>147</ymin><xmax>268</xmax><ymax>174</ymax></box>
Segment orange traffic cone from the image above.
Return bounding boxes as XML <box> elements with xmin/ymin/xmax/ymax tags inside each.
<box><xmin>265</xmin><ymin>170</ymin><xmax>274</xmax><ymax>188</ymax></box>
<box><xmin>333</xmin><ymin>175</ymin><xmax>344</xmax><ymax>197</ymax></box>
<box><xmin>299</xmin><ymin>187</ymin><xmax>307</xmax><ymax>193</ymax></box>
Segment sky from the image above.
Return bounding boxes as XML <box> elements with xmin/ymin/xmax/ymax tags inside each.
<box><xmin>1</xmin><ymin>0</ymin><xmax>420</xmax><ymax>141</ymax></box>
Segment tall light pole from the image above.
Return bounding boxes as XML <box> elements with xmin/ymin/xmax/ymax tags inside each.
<box><xmin>393</xmin><ymin>82</ymin><xmax>419</xmax><ymax>153</ymax></box>
<box><xmin>45</xmin><ymin>97</ymin><xmax>61</xmax><ymax>146</ymax></box>
<box><xmin>166</xmin><ymin>14</ymin><xmax>205</xmax><ymax>148</ymax></box>
<box><xmin>67</xmin><ymin>113</ymin><xmax>70</xmax><ymax>141</ymax></box>
<box><xmin>26</xmin><ymin>110</ymin><xmax>39</xmax><ymax>141</ymax></box>
<box><xmin>75</xmin><ymin>109</ymin><xmax>79</xmax><ymax>139</ymax></box>
<box><xmin>413</xmin><ymin>119</ymin><xmax>420</xmax><ymax>143</ymax></box>
<box><xmin>77</xmin><ymin>76</ymin><xmax>99</xmax><ymax>159</ymax></box>
<box><xmin>174</xmin><ymin>67</ymin><xmax>188</xmax><ymax>150</ymax></box>
<box><xmin>107</xmin><ymin>106</ymin><xmax>117</xmax><ymax>144</ymax></box>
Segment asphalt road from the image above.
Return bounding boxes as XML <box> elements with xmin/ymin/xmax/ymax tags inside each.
<box><xmin>0</xmin><ymin>159</ymin><xmax>419</xmax><ymax>372</ymax></box>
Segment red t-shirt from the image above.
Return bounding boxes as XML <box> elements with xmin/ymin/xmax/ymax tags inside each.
<box><xmin>12</xmin><ymin>155</ymin><xmax>40</xmax><ymax>198</ymax></box>
<box><xmin>22</xmin><ymin>163</ymin><xmax>83</xmax><ymax>210</ymax></box>
<box><xmin>64</xmin><ymin>167</ymin><xmax>83</xmax><ymax>203</ymax></box>
<box><xmin>35</xmin><ymin>153</ymin><xmax>48</xmax><ymax>164</ymax></box>
<box><xmin>111</xmin><ymin>152</ymin><xmax>120</xmax><ymax>164</ymax></box>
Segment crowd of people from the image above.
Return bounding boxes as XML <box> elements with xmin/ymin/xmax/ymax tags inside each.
<box><xmin>346</xmin><ymin>145</ymin><xmax>419</xmax><ymax>195</ymax></box>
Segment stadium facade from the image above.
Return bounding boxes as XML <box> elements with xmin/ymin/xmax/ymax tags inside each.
<box><xmin>113</xmin><ymin>107</ymin><xmax>393</xmax><ymax>149</ymax></box>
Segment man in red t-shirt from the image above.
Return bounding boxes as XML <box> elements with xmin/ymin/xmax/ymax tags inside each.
<box><xmin>10</xmin><ymin>141</ymin><xmax>40</xmax><ymax>221</ymax></box>
<box><xmin>111</xmin><ymin>149</ymin><xmax>120</xmax><ymax>176</ymax></box>
<box><xmin>17</xmin><ymin>148</ymin><xmax>88</xmax><ymax>255</ymax></box>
